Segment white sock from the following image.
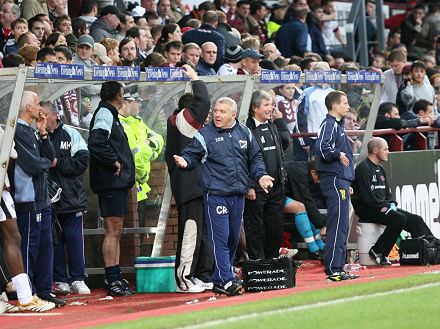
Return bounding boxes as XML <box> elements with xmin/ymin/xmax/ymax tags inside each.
<box><xmin>11</xmin><ymin>273</ymin><xmax>32</xmax><ymax>304</ymax></box>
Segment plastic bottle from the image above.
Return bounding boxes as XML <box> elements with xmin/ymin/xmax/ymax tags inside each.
<box><xmin>343</xmin><ymin>263</ymin><xmax>366</xmax><ymax>272</ymax></box>
<box><xmin>97</xmin><ymin>216</ymin><xmax>104</xmax><ymax>229</ymax></box>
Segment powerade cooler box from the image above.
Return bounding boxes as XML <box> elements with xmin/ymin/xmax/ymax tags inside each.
<box><xmin>134</xmin><ymin>256</ymin><xmax>176</xmax><ymax>293</ymax></box>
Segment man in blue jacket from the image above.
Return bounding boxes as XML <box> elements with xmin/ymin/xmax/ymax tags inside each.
<box><xmin>174</xmin><ymin>97</ymin><xmax>274</xmax><ymax>296</ymax></box>
<box><xmin>10</xmin><ymin>91</ymin><xmax>66</xmax><ymax>307</ymax></box>
<box><xmin>41</xmin><ymin>102</ymin><xmax>90</xmax><ymax>295</ymax></box>
<box><xmin>315</xmin><ymin>91</ymin><xmax>358</xmax><ymax>282</ymax></box>
<box><xmin>88</xmin><ymin>81</ymin><xmax>135</xmax><ymax>296</ymax></box>
<box><xmin>182</xmin><ymin>10</ymin><xmax>225</xmax><ymax>70</ymax></box>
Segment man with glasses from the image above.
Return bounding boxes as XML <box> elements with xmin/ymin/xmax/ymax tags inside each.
<box><xmin>88</xmin><ymin>81</ymin><xmax>135</xmax><ymax>296</ymax></box>
<box><xmin>0</xmin><ymin>0</ymin><xmax>20</xmax><ymax>52</ymax></box>
<box><xmin>196</xmin><ymin>41</ymin><xmax>216</xmax><ymax>76</ymax></box>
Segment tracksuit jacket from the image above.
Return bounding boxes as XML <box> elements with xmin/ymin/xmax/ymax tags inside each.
<box><xmin>48</xmin><ymin>122</ymin><xmax>89</xmax><ymax>214</ymax></box>
<box><xmin>9</xmin><ymin>119</ymin><xmax>56</xmax><ymax>213</ymax></box>
<box><xmin>315</xmin><ymin>114</ymin><xmax>354</xmax><ymax>181</ymax></box>
<box><xmin>88</xmin><ymin>101</ymin><xmax>135</xmax><ymax>193</ymax></box>
<box><xmin>165</xmin><ymin>80</ymin><xmax>210</xmax><ymax>207</ymax></box>
<box><xmin>180</xmin><ymin>120</ymin><xmax>266</xmax><ymax>196</ymax></box>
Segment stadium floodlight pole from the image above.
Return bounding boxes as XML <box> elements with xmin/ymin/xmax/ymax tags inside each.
<box><xmin>358</xmin><ymin>0</ymin><xmax>369</xmax><ymax>67</ymax></box>
<box><xmin>0</xmin><ymin>66</ymin><xmax>27</xmax><ymax>197</ymax></box>
<box><xmin>375</xmin><ymin>0</ymin><xmax>385</xmax><ymax>52</ymax></box>
<box><xmin>357</xmin><ymin>83</ymin><xmax>382</xmax><ymax>164</ymax></box>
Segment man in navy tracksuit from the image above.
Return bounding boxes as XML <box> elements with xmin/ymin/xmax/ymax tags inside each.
<box><xmin>174</xmin><ymin>97</ymin><xmax>274</xmax><ymax>296</ymax></box>
<box><xmin>9</xmin><ymin>91</ymin><xmax>66</xmax><ymax>307</ymax></box>
<box><xmin>41</xmin><ymin>102</ymin><xmax>90</xmax><ymax>295</ymax></box>
<box><xmin>315</xmin><ymin>91</ymin><xmax>358</xmax><ymax>282</ymax></box>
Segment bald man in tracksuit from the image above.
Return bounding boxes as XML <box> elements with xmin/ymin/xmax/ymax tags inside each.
<box><xmin>315</xmin><ymin>91</ymin><xmax>358</xmax><ymax>282</ymax></box>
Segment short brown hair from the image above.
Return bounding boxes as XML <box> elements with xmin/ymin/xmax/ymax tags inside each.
<box><xmin>388</xmin><ymin>49</ymin><xmax>406</xmax><ymax>63</ymax></box>
<box><xmin>325</xmin><ymin>91</ymin><xmax>347</xmax><ymax>111</ymax></box>
<box><xmin>18</xmin><ymin>44</ymin><xmax>40</xmax><ymax>66</ymax></box>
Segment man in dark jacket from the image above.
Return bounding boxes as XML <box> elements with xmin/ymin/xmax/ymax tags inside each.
<box><xmin>352</xmin><ymin>137</ymin><xmax>436</xmax><ymax>265</ymax></box>
<box><xmin>244</xmin><ymin>90</ymin><xmax>290</xmax><ymax>260</ymax></box>
<box><xmin>182</xmin><ymin>10</ymin><xmax>225</xmax><ymax>70</ymax></box>
<box><xmin>315</xmin><ymin>91</ymin><xmax>357</xmax><ymax>282</ymax></box>
<box><xmin>88</xmin><ymin>81</ymin><xmax>135</xmax><ymax>296</ymax></box>
<box><xmin>10</xmin><ymin>91</ymin><xmax>66</xmax><ymax>307</ymax></box>
<box><xmin>90</xmin><ymin>5</ymin><xmax>125</xmax><ymax>42</ymax></box>
<box><xmin>275</xmin><ymin>8</ymin><xmax>310</xmax><ymax>58</ymax></box>
<box><xmin>165</xmin><ymin>65</ymin><xmax>213</xmax><ymax>293</ymax></box>
<box><xmin>41</xmin><ymin>102</ymin><xmax>90</xmax><ymax>296</ymax></box>
<box><xmin>174</xmin><ymin>97</ymin><xmax>274</xmax><ymax>297</ymax></box>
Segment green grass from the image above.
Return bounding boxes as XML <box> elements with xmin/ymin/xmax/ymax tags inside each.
<box><xmin>95</xmin><ymin>272</ymin><xmax>440</xmax><ymax>329</ymax></box>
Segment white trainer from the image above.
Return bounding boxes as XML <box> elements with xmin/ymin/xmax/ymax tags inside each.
<box><xmin>0</xmin><ymin>297</ymin><xmax>6</xmax><ymax>315</ymax></box>
<box><xmin>54</xmin><ymin>281</ymin><xmax>71</xmax><ymax>295</ymax></box>
<box><xmin>279</xmin><ymin>247</ymin><xmax>299</xmax><ymax>259</ymax></box>
<box><xmin>70</xmin><ymin>281</ymin><xmax>91</xmax><ymax>295</ymax></box>
<box><xmin>193</xmin><ymin>278</ymin><xmax>214</xmax><ymax>290</ymax></box>
<box><xmin>175</xmin><ymin>284</ymin><xmax>205</xmax><ymax>293</ymax></box>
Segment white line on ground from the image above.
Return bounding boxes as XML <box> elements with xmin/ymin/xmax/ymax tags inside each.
<box><xmin>178</xmin><ymin>281</ymin><xmax>440</xmax><ymax>329</ymax></box>
<box><xmin>2</xmin><ymin>312</ymin><xmax>64</xmax><ymax>317</ymax></box>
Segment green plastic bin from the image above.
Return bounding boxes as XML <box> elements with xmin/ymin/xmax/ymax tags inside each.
<box><xmin>134</xmin><ymin>256</ymin><xmax>176</xmax><ymax>293</ymax></box>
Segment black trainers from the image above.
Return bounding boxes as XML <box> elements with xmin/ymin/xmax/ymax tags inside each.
<box><xmin>213</xmin><ymin>281</ymin><xmax>242</xmax><ymax>297</ymax></box>
<box><xmin>326</xmin><ymin>271</ymin><xmax>360</xmax><ymax>282</ymax></box>
<box><xmin>37</xmin><ymin>293</ymin><xmax>67</xmax><ymax>307</ymax></box>
<box><xmin>369</xmin><ymin>248</ymin><xmax>392</xmax><ymax>266</ymax></box>
<box><xmin>106</xmin><ymin>280</ymin><xmax>132</xmax><ymax>297</ymax></box>
<box><xmin>121</xmin><ymin>279</ymin><xmax>135</xmax><ymax>295</ymax></box>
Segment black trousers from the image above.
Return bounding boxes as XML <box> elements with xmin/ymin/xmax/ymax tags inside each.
<box><xmin>365</xmin><ymin>208</ymin><xmax>434</xmax><ymax>256</ymax></box>
<box><xmin>244</xmin><ymin>183</ymin><xmax>285</xmax><ymax>260</ymax></box>
<box><xmin>175</xmin><ymin>197</ymin><xmax>213</xmax><ymax>289</ymax></box>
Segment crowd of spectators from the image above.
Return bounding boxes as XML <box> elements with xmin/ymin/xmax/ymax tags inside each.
<box><xmin>0</xmin><ymin>0</ymin><xmax>440</xmax><ymax>302</ymax></box>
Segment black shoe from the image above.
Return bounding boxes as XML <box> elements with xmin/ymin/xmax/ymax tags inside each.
<box><xmin>369</xmin><ymin>248</ymin><xmax>392</xmax><ymax>266</ymax></box>
<box><xmin>37</xmin><ymin>293</ymin><xmax>67</xmax><ymax>307</ymax></box>
<box><xmin>121</xmin><ymin>279</ymin><xmax>135</xmax><ymax>295</ymax></box>
<box><xmin>309</xmin><ymin>251</ymin><xmax>324</xmax><ymax>261</ymax></box>
<box><xmin>212</xmin><ymin>282</ymin><xmax>242</xmax><ymax>297</ymax></box>
<box><xmin>106</xmin><ymin>280</ymin><xmax>132</xmax><ymax>297</ymax></box>
<box><xmin>326</xmin><ymin>271</ymin><xmax>360</xmax><ymax>282</ymax></box>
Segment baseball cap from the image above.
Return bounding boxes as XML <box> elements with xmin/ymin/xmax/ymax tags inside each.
<box><xmin>224</xmin><ymin>45</ymin><xmax>243</xmax><ymax>63</ymax></box>
<box><xmin>77</xmin><ymin>35</ymin><xmax>94</xmax><ymax>48</ymax></box>
<box><xmin>241</xmin><ymin>48</ymin><xmax>264</xmax><ymax>60</ymax></box>
<box><xmin>94</xmin><ymin>43</ymin><xmax>112</xmax><ymax>64</ymax></box>
<box><xmin>100</xmin><ymin>5</ymin><xmax>125</xmax><ymax>21</ymax></box>
<box><xmin>131</xmin><ymin>6</ymin><xmax>146</xmax><ymax>17</ymax></box>
<box><xmin>123</xmin><ymin>90</ymin><xmax>143</xmax><ymax>101</ymax></box>
<box><xmin>272</xmin><ymin>3</ymin><xmax>287</xmax><ymax>11</ymax></box>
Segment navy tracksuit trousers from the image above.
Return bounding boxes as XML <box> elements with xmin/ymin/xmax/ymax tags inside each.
<box><xmin>16</xmin><ymin>205</ymin><xmax>53</xmax><ymax>295</ymax></box>
<box><xmin>53</xmin><ymin>212</ymin><xmax>86</xmax><ymax>283</ymax></box>
<box><xmin>320</xmin><ymin>176</ymin><xmax>350</xmax><ymax>275</ymax></box>
<box><xmin>204</xmin><ymin>193</ymin><xmax>244</xmax><ymax>286</ymax></box>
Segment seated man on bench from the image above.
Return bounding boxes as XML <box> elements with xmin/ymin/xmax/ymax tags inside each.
<box><xmin>351</xmin><ymin>137</ymin><xmax>437</xmax><ymax>265</ymax></box>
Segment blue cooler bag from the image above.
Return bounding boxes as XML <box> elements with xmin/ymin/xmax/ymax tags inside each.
<box><xmin>134</xmin><ymin>256</ymin><xmax>176</xmax><ymax>293</ymax></box>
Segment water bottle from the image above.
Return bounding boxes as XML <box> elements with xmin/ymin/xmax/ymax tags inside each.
<box><xmin>97</xmin><ymin>216</ymin><xmax>104</xmax><ymax>229</ymax></box>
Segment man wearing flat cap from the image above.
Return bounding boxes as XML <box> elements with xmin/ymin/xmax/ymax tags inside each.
<box><xmin>237</xmin><ymin>48</ymin><xmax>264</xmax><ymax>75</ymax></box>
<box><xmin>90</xmin><ymin>5</ymin><xmax>126</xmax><ymax>42</ymax></box>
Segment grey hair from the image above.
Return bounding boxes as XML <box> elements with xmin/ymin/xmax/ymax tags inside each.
<box><xmin>19</xmin><ymin>90</ymin><xmax>37</xmax><ymax>114</ymax></box>
<box><xmin>215</xmin><ymin>97</ymin><xmax>237</xmax><ymax>113</ymax></box>
<box><xmin>11</xmin><ymin>3</ymin><xmax>21</xmax><ymax>17</ymax></box>
<box><xmin>250</xmin><ymin>89</ymin><xmax>272</xmax><ymax>110</ymax></box>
